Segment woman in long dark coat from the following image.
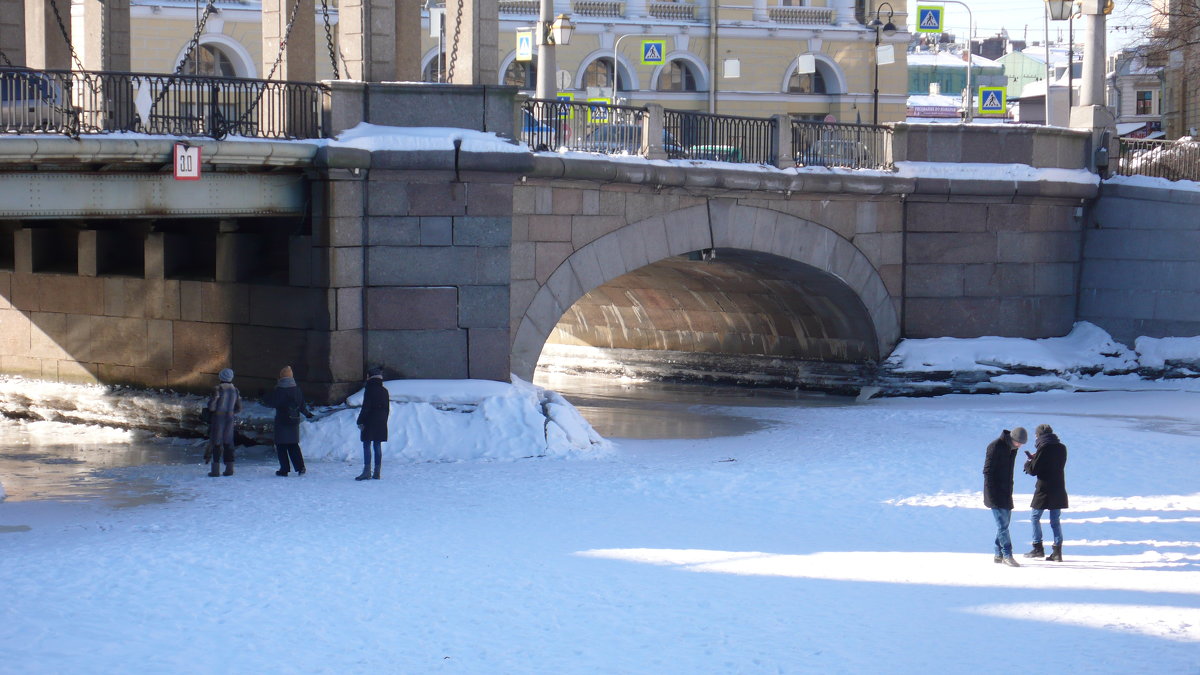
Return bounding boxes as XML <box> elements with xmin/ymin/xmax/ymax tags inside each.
<box><xmin>355</xmin><ymin>366</ymin><xmax>390</xmax><ymax>481</ymax></box>
<box><xmin>265</xmin><ymin>365</ymin><xmax>314</xmax><ymax>476</ymax></box>
<box><xmin>1023</xmin><ymin>423</ymin><xmax>1069</xmax><ymax>561</ymax></box>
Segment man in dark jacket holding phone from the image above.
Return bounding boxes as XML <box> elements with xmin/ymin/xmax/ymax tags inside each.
<box><xmin>1022</xmin><ymin>423</ymin><xmax>1069</xmax><ymax>561</ymax></box>
<box><xmin>983</xmin><ymin>427</ymin><xmax>1027</xmax><ymax>567</ymax></box>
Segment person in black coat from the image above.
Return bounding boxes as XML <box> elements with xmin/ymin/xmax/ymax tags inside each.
<box><xmin>264</xmin><ymin>365</ymin><xmax>315</xmax><ymax>477</ymax></box>
<box><xmin>355</xmin><ymin>366</ymin><xmax>390</xmax><ymax>481</ymax></box>
<box><xmin>983</xmin><ymin>427</ymin><xmax>1027</xmax><ymax>567</ymax></box>
<box><xmin>1022</xmin><ymin>423</ymin><xmax>1069</xmax><ymax>561</ymax></box>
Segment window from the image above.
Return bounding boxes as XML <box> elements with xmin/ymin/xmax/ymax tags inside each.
<box><xmin>504</xmin><ymin>60</ymin><xmax>537</xmax><ymax>90</ymax></box>
<box><xmin>183</xmin><ymin>44</ymin><xmax>237</xmax><ymax>77</ymax></box>
<box><xmin>1136</xmin><ymin>90</ymin><xmax>1154</xmax><ymax>115</ymax></box>
<box><xmin>583</xmin><ymin>58</ymin><xmax>629</xmax><ymax>91</ymax></box>
<box><xmin>422</xmin><ymin>54</ymin><xmax>446</xmax><ymax>83</ymax></box>
<box><xmin>788</xmin><ymin>70</ymin><xmax>827</xmax><ymax>94</ymax></box>
<box><xmin>656</xmin><ymin>61</ymin><xmax>700</xmax><ymax>91</ymax></box>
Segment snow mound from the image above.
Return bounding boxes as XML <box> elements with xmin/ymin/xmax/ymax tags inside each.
<box><xmin>1134</xmin><ymin>335</ymin><xmax>1200</xmax><ymax>371</ymax></box>
<box><xmin>884</xmin><ymin>322</ymin><xmax>1137</xmax><ymax>374</ymax></box>
<box><xmin>301</xmin><ymin>376</ymin><xmax>610</xmax><ymax>463</ymax></box>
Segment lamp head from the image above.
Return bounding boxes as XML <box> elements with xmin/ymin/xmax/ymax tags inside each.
<box><xmin>549</xmin><ymin>14</ymin><xmax>575</xmax><ymax>45</ymax></box>
<box><xmin>1045</xmin><ymin>0</ymin><xmax>1073</xmax><ymax>20</ymax></box>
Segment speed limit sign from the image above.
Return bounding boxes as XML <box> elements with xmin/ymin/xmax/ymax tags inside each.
<box><xmin>173</xmin><ymin>143</ymin><xmax>201</xmax><ymax>181</ymax></box>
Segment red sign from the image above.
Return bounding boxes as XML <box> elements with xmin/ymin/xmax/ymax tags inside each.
<box><xmin>173</xmin><ymin>143</ymin><xmax>201</xmax><ymax>181</ymax></box>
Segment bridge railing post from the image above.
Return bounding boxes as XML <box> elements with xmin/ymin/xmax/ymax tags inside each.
<box><xmin>770</xmin><ymin>114</ymin><xmax>794</xmax><ymax>168</ymax></box>
<box><xmin>642</xmin><ymin>103</ymin><xmax>667</xmax><ymax>160</ymax></box>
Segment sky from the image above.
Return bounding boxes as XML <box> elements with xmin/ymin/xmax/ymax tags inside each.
<box><xmin>904</xmin><ymin>0</ymin><xmax>1149</xmax><ymax>55</ymax></box>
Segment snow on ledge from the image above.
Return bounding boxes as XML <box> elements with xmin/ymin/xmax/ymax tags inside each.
<box><xmin>327</xmin><ymin>123</ymin><xmax>528</xmax><ymax>154</ymax></box>
<box><xmin>894</xmin><ymin>161</ymin><xmax>1100</xmax><ymax>185</ymax></box>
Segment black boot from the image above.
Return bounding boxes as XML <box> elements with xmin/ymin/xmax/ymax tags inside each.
<box><xmin>223</xmin><ymin>464</ymin><xmax>234</xmax><ymax>476</ymax></box>
<box><xmin>372</xmin><ymin>469</ymin><xmax>380</xmax><ymax>480</ymax></box>
<box><xmin>1002</xmin><ymin>555</ymin><xmax>1021</xmax><ymax>567</ymax></box>
<box><xmin>1023</xmin><ymin>543</ymin><xmax>1045</xmax><ymax>558</ymax></box>
<box><xmin>1047</xmin><ymin>545</ymin><xmax>1063</xmax><ymax>561</ymax></box>
<box><xmin>993</xmin><ymin>554</ymin><xmax>1003</xmax><ymax>564</ymax></box>
<box><xmin>208</xmin><ymin>457</ymin><xmax>221</xmax><ymax>477</ymax></box>
<box><xmin>355</xmin><ymin>468</ymin><xmax>372</xmax><ymax>481</ymax></box>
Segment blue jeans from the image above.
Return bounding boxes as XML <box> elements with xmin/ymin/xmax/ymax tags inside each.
<box><xmin>991</xmin><ymin>508</ymin><xmax>1013</xmax><ymax>556</ymax></box>
<box><xmin>1031</xmin><ymin>508</ymin><xmax>1063</xmax><ymax>547</ymax></box>
<box><xmin>362</xmin><ymin>440</ymin><xmax>382</xmax><ymax>473</ymax></box>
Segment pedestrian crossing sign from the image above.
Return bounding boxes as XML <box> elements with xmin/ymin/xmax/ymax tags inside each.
<box><xmin>641</xmin><ymin>40</ymin><xmax>666</xmax><ymax>66</ymax></box>
<box><xmin>587</xmin><ymin>97</ymin><xmax>611</xmax><ymax>123</ymax></box>
<box><xmin>978</xmin><ymin>86</ymin><xmax>1007</xmax><ymax>115</ymax></box>
<box><xmin>516</xmin><ymin>29</ymin><xmax>533</xmax><ymax>62</ymax></box>
<box><xmin>916</xmin><ymin>5</ymin><xmax>943</xmax><ymax>33</ymax></box>
<box><xmin>556</xmin><ymin>92</ymin><xmax>574</xmax><ymax>119</ymax></box>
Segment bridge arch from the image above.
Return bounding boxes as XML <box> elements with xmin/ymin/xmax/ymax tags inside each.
<box><xmin>511</xmin><ymin>203</ymin><xmax>900</xmax><ymax>382</ymax></box>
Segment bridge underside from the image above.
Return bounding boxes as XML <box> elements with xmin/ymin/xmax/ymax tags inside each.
<box><xmin>540</xmin><ymin>249</ymin><xmax>879</xmax><ymax>390</ymax></box>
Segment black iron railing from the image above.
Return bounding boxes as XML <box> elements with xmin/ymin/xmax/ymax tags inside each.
<box><xmin>523</xmin><ymin>97</ymin><xmax>650</xmax><ymax>156</ymax></box>
<box><xmin>791</xmin><ymin>120</ymin><xmax>893</xmax><ymax>170</ymax></box>
<box><xmin>664</xmin><ymin>109</ymin><xmax>775</xmax><ymax>164</ymax></box>
<box><xmin>1117</xmin><ymin>137</ymin><xmax>1200</xmax><ymax>183</ymax></box>
<box><xmin>0</xmin><ymin>68</ymin><xmax>327</xmax><ymax>140</ymax></box>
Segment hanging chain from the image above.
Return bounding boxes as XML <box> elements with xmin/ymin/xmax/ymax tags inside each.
<box><xmin>231</xmin><ymin>0</ymin><xmax>304</xmax><ymax>135</ymax></box>
<box><xmin>47</xmin><ymin>0</ymin><xmax>85</xmax><ymax>72</ymax></box>
<box><xmin>0</xmin><ymin>48</ymin><xmax>13</xmax><ymax>67</ymax></box>
<box><xmin>446</xmin><ymin>0</ymin><xmax>464</xmax><ymax>82</ymax></box>
<box><xmin>321</xmin><ymin>0</ymin><xmax>339</xmax><ymax>79</ymax></box>
<box><xmin>174</xmin><ymin>0</ymin><xmax>217</xmax><ymax>76</ymax></box>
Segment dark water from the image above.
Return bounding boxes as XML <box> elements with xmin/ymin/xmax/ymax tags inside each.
<box><xmin>536</xmin><ymin>372</ymin><xmax>853</xmax><ymax>439</ymax></box>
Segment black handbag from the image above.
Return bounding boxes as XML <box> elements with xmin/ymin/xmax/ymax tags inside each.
<box><xmin>200</xmin><ymin>406</ymin><xmax>212</xmax><ymax>424</ymax></box>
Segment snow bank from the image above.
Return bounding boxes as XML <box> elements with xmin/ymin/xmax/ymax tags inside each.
<box><xmin>328</xmin><ymin>123</ymin><xmax>527</xmax><ymax>154</ymax></box>
<box><xmin>875</xmin><ymin>322</ymin><xmax>1200</xmax><ymax>396</ymax></box>
<box><xmin>1134</xmin><ymin>335</ymin><xmax>1200</xmax><ymax>371</ymax></box>
<box><xmin>301</xmin><ymin>376</ymin><xmax>610</xmax><ymax>463</ymax></box>
<box><xmin>885</xmin><ymin>322</ymin><xmax>1137</xmax><ymax>374</ymax></box>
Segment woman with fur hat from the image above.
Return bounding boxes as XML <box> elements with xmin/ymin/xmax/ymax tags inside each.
<box><xmin>206</xmin><ymin>368</ymin><xmax>242</xmax><ymax>477</ymax></box>
<box><xmin>355</xmin><ymin>366</ymin><xmax>390</xmax><ymax>481</ymax></box>
<box><xmin>1023</xmin><ymin>423</ymin><xmax>1069</xmax><ymax>561</ymax></box>
<box><xmin>264</xmin><ymin>365</ymin><xmax>315</xmax><ymax>477</ymax></box>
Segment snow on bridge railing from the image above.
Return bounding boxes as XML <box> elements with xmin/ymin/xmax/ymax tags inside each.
<box><xmin>1117</xmin><ymin>137</ymin><xmax>1200</xmax><ymax>183</ymax></box>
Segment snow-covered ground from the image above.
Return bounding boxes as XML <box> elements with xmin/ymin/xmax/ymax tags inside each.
<box><xmin>1</xmin><ymin>386</ymin><xmax>1198</xmax><ymax>671</ymax></box>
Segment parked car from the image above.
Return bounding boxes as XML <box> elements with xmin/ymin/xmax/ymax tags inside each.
<box><xmin>0</xmin><ymin>68</ymin><xmax>65</xmax><ymax>132</ymax></box>
<box><xmin>522</xmin><ymin>109</ymin><xmax>559</xmax><ymax>151</ymax></box>
<box><xmin>688</xmin><ymin>145</ymin><xmax>743</xmax><ymax>163</ymax></box>
<box><xmin>799</xmin><ymin>139</ymin><xmax>873</xmax><ymax>167</ymax></box>
<box><xmin>580</xmin><ymin>123</ymin><xmax>688</xmax><ymax>159</ymax></box>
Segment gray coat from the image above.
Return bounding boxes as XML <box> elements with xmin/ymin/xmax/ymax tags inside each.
<box><xmin>207</xmin><ymin>382</ymin><xmax>242</xmax><ymax>447</ymax></box>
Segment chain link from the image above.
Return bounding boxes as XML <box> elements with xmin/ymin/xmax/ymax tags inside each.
<box><xmin>321</xmin><ymin>0</ymin><xmax>340</xmax><ymax>79</ymax></box>
<box><xmin>174</xmin><ymin>0</ymin><xmax>217</xmax><ymax>76</ymax></box>
<box><xmin>0</xmin><ymin>48</ymin><xmax>13</xmax><ymax>68</ymax></box>
<box><xmin>447</xmin><ymin>0</ymin><xmax>464</xmax><ymax>82</ymax></box>
<box><xmin>231</xmin><ymin>0</ymin><xmax>305</xmax><ymax>136</ymax></box>
<box><xmin>47</xmin><ymin>0</ymin><xmax>88</xmax><ymax>74</ymax></box>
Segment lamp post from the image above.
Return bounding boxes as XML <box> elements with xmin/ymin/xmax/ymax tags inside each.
<box><xmin>934</xmin><ymin>0</ymin><xmax>974</xmax><ymax>122</ymax></box>
<box><xmin>534</xmin><ymin>7</ymin><xmax>575</xmax><ymax>100</ymax></box>
<box><xmin>866</xmin><ymin>2</ymin><xmax>896</xmax><ymax>126</ymax></box>
<box><xmin>1044</xmin><ymin>0</ymin><xmax>1072</xmax><ymax>125</ymax></box>
<box><xmin>611</xmin><ymin>32</ymin><xmax>667</xmax><ymax>105</ymax></box>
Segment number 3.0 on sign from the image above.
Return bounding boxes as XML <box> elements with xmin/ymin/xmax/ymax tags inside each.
<box><xmin>174</xmin><ymin>143</ymin><xmax>201</xmax><ymax>180</ymax></box>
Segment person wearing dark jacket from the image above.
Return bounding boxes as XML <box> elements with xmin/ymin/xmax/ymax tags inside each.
<box><xmin>983</xmin><ymin>427</ymin><xmax>1027</xmax><ymax>567</ymax></box>
<box><xmin>264</xmin><ymin>365</ymin><xmax>315</xmax><ymax>477</ymax></box>
<box><xmin>206</xmin><ymin>368</ymin><xmax>242</xmax><ymax>477</ymax></box>
<box><xmin>355</xmin><ymin>366</ymin><xmax>390</xmax><ymax>481</ymax></box>
<box><xmin>1022</xmin><ymin>423</ymin><xmax>1069</xmax><ymax>561</ymax></box>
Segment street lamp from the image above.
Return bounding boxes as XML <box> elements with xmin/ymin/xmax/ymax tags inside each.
<box><xmin>1043</xmin><ymin>0</ymin><xmax>1072</xmax><ymax>124</ymax></box>
<box><xmin>867</xmin><ymin>2</ymin><xmax>897</xmax><ymax>126</ymax></box>
<box><xmin>534</xmin><ymin>5</ymin><xmax>576</xmax><ymax>100</ymax></box>
<box><xmin>611</xmin><ymin>32</ymin><xmax>667</xmax><ymax>105</ymax></box>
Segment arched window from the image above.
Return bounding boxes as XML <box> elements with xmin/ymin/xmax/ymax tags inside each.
<box><xmin>183</xmin><ymin>44</ymin><xmax>237</xmax><ymax>77</ymax></box>
<box><xmin>656</xmin><ymin>60</ymin><xmax>700</xmax><ymax>91</ymax></box>
<box><xmin>788</xmin><ymin>70</ymin><xmax>827</xmax><ymax>94</ymax></box>
<box><xmin>422</xmin><ymin>53</ymin><xmax>446</xmax><ymax>83</ymax></box>
<box><xmin>504</xmin><ymin>59</ymin><xmax>537</xmax><ymax>90</ymax></box>
<box><xmin>582</xmin><ymin>58</ymin><xmax>629</xmax><ymax>91</ymax></box>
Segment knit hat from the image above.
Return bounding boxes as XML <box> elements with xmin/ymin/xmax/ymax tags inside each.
<box><xmin>279</xmin><ymin>365</ymin><xmax>293</xmax><ymax>379</ymax></box>
<box><xmin>1010</xmin><ymin>427</ymin><xmax>1028</xmax><ymax>444</ymax></box>
<box><xmin>1035</xmin><ymin>423</ymin><xmax>1054</xmax><ymax>437</ymax></box>
<box><xmin>367</xmin><ymin>366</ymin><xmax>384</xmax><ymax>378</ymax></box>
<box><xmin>218</xmin><ymin>368</ymin><xmax>235</xmax><ymax>382</ymax></box>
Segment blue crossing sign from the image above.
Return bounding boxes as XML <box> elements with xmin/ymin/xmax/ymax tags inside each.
<box><xmin>641</xmin><ymin>40</ymin><xmax>666</xmax><ymax>66</ymax></box>
<box><xmin>916</xmin><ymin>5</ymin><xmax>943</xmax><ymax>33</ymax></box>
<box><xmin>978</xmin><ymin>86</ymin><xmax>1007</xmax><ymax>115</ymax></box>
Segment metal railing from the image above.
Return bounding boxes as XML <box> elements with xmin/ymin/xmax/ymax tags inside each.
<box><xmin>1117</xmin><ymin>137</ymin><xmax>1200</xmax><ymax>183</ymax></box>
<box><xmin>664</xmin><ymin>108</ymin><xmax>775</xmax><ymax>164</ymax></box>
<box><xmin>792</xmin><ymin>120</ymin><xmax>893</xmax><ymax>170</ymax></box>
<box><xmin>523</xmin><ymin>98</ymin><xmax>649</xmax><ymax>156</ymax></box>
<box><xmin>0</xmin><ymin>67</ymin><xmax>327</xmax><ymax>140</ymax></box>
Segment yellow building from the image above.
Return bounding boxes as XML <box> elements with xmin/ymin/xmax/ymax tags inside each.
<box><xmin>83</xmin><ymin>0</ymin><xmax>907</xmax><ymax>125</ymax></box>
